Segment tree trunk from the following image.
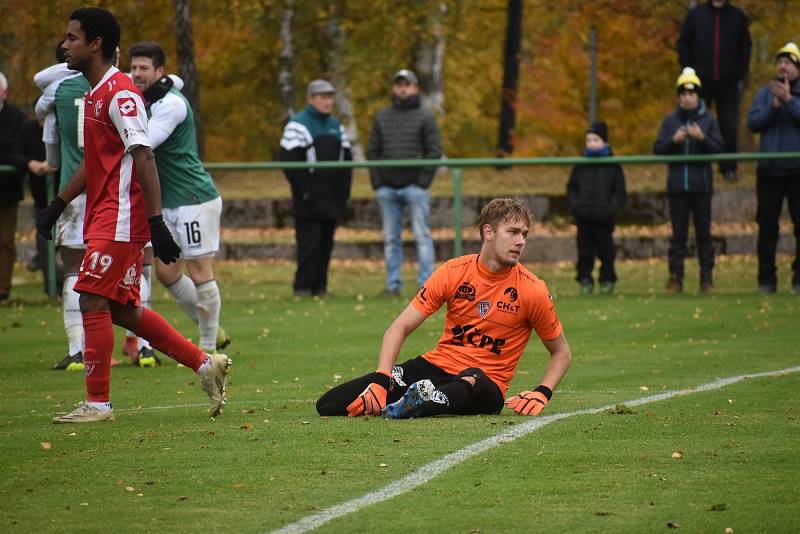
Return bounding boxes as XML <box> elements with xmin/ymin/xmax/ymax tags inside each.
<box><xmin>279</xmin><ymin>0</ymin><xmax>296</xmax><ymax>122</ymax></box>
<box><xmin>172</xmin><ymin>0</ymin><xmax>203</xmax><ymax>156</ymax></box>
<box><xmin>413</xmin><ymin>2</ymin><xmax>447</xmax><ymax>117</ymax></box>
<box><xmin>497</xmin><ymin>0</ymin><xmax>522</xmax><ymax>157</ymax></box>
<box><xmin>323</xmin><ymin>2</ymin><xmax>365</xmax><ymax>161</ymax></box>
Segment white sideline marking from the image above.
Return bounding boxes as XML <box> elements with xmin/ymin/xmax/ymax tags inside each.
<box><xmin>269</xmin><ymin>365</ymin><xmax>800</xmax><ymax>534</ymax></box>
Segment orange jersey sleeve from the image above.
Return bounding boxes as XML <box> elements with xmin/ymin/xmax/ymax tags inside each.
<box><xmin>410</xmin><ymin>255</ymin><xmax>562</xmax><ymax>396</ymax></box>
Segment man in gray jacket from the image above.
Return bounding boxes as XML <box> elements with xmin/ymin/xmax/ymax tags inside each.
<box><xmin>368</xmin><ymin>69</ymin><xmax>442</xmax><ymax>295</ymax></box>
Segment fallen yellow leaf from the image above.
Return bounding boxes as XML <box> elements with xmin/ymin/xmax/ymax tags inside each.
<box><xmin>671</xmin><ymin>451</ymin><xmax>683</xmax><ymax>460</ymax></box>
<box><xmin>40</xmin><ymin>442</ymin><xmax>51</xmax><ymax>450</ymax></box>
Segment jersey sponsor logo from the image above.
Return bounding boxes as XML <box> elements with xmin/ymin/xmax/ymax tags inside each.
<box><xmin>496</xmin><ymin>300</ymin><xmax>521</xmax><ymax>315</ymax></box>
<box><xmin>478</xmin><ymin>300</ymin><xmax>491</xmax><ymax>317</ymax></box>
<box><xmin>449</xmin><ymin>323</ymin><xmax>506</xmax><ymax>355</ymax></box>
<box><xmin>454</xmin><ymin>281</ymin><xmax>476</xmax><ymax>301</ymax></box>
<box><xmin>118</xmin><ymin>97</ymin><xmax>137</xmax><ymax>116</ymax></box>
<box><xmin>504</xmin><ymin>286</ymin><xmax>518</xmax><ymax>302</ymax></box>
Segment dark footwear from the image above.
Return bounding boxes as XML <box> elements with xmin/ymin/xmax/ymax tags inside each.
<box><xmin>579</xmin><ymin>279</ymin><xmax>593</xmax><ymax>295</ymax></box>
<box><xmin>293</xmin><ymin>289</ymin><xmax>313</xmax><ymax>297</ymax></box>
<box><xmin>793</xmin><ymin>284</ymin><xmax>800</xmax><ymax>295</ymax></box>
<box><xmin>722</xmin><ymin>170</ymin><xmax>738</xmax><ymax>183</ymax></box>
<box><xmin>52</xmin><ymin>352</ymin><xmax>84</xmax><ymax>371</ymax></box>
<box><xmin>382</xmin><ymin>288</ymin><xmax>401</xmax><ymax>296</ymax></box>
<box><xmin>700</xmin><ymin>281</ymin><xmax>714</xmax><ymax>293</ymax></box>
<box><xmin>758</xmin><ymin>284</ymin><xmax>777</xmax><ymax>294</ymax></box>
<box><xmin>599</xmin><ymin>281</ymin><xmax>615</xmax><ymax>295</ymax></box>
<box><xmin>665</xmin><ymin>275</ymin><xmax>683</xmax><ymax>293</ymax></box>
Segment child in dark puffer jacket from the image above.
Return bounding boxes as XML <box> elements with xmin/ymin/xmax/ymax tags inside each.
<box><xmin>567</xmin><ymin>122</ymin><xmax>627</xmax><ymax>294</ymax></box>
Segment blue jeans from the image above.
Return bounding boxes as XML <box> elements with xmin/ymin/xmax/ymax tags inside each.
<box><xmin>376</xmin><ymin>185</ymin><xmax>434</xmax><ymax>291</ymax></box>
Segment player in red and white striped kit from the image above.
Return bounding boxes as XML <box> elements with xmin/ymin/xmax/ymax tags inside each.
<box><xmin>37</xmin><ymin>7</ymin><xmax>231</xmax><ymax>423</ymax></box>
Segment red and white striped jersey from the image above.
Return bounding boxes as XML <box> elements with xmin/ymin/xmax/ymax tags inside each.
<box><xmin>83</xmin><ymin>66</ymin><xmax>151</xmax><ymax>242</ymax></box>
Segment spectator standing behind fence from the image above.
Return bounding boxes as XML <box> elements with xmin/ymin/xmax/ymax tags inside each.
<box><xmin>280</xmin><ymin>80</ymin><xmax>352</xmax><ymax>297</ymax></box>
<box><xmin>677</xmin><ymin>0</ymin><xmax>751</xmax><ymax>183</ymax></box>
<box><xmin>567</xmin><ymin>122</ymin><xmax>626</xmax><ymax>295</ymax></box>
<box><xmin>0</xmin><ymin>73</ymin><xmax>51</xmax><ymax>302</ymax></box>
<box><xmin>19</xmin><ymin>117</ymin><xmax>61</xmax><ymax>290</ymax></box>
<box><xmin>746</xmin><ymin>43</ymin><xmax>800</xmax><ymax>295</ymax></box>
<box><xmin>654</xmin><ymin>68</ymin><xmax>724</xmax><ymax>294</ymax></box>
<box><xmin>368</xmin><ymin>69</ymin><xmax>442</xmax><ymax>295</ymax></box>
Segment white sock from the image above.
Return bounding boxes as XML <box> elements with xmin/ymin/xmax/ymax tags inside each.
<box><xmin>196</xmin><ymin>280</ymin><xmax>221</xmax><ymax>351</ymax></box>
<box><xmin>62</xmin><ymin>274</ymin><xmax>84</xmax><ymax>355</ymax></box>
<box><xmin>135</xmin><ymin>264</ymin><xmax>152</xmax><ymax>350</ymax></box>
<box><xmin>197</xmin><ymin>354</ymin><xmax>212</xmax><ymax>376</ymax></box>
<box><xmin>167</xmin><ymin>274</ymin><xmax>199</xmax><ymax>323</ymax></box>
<box><xmin>87</xmin><ymin>401</ymin><xmax>112</xmax><ymax>411</ymax></box>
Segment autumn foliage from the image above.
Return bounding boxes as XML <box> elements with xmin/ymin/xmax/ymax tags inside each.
<box><xmin>1</xmin><ymin>0</ymin><xmax>797</xmax><ymax>161</ymax></box>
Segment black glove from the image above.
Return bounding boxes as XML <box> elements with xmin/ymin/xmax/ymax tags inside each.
<box><xmin>148</xmin><ymin>215</ymin><xmax>181</xmax><ymax>264</ymax></box>
<box><xmin>36</xmin><ymin>197</ymin><xmax>67</xmax><ymax>240</ymax></box>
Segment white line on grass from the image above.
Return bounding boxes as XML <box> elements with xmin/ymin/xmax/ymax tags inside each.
<box><xmin>270</xmin><ymin>365</ymin><xmax>800</xmax><ymax>534</ymax></box>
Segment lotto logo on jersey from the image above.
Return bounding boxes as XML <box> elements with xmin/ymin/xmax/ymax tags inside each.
<box><xmin>118</xmin><ymin>97</ymin><xmax>137</xmax><ymax>116</ymax></box>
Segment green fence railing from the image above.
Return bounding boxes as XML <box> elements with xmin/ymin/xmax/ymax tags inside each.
<box><xmin>4</xmin><ymin>150</ymin><xmax>800</xmax><ymax>299</ymax></box>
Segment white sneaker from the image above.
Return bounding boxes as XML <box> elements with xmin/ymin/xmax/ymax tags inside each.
<box><xmin>52</xmin><ymin>403</ymin><xmax>115</xmax><ymax>424</ymax></box>
<box><xmin>200</xmin><ymin>354</ymin><xmax>231</xmax><ymax>417</ymax></box>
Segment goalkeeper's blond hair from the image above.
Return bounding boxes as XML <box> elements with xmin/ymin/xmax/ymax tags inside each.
<box><xmin>477</xmin><ymin>197</ymin><xmax>533</xmax><ymax>242</ymax></box>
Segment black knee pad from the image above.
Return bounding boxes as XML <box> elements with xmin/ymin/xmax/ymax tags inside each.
<box><xmin>456</xmin><ymin>367</ymin><xmax>491</xmax><ymax>396</ymax></box>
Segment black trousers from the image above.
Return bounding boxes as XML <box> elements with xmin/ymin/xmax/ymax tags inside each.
<box><xmin>756</xmin><ymin>174</ymin><xmax>800</xmax><ymax>286</ymax></box>
<box><xmin>668</xmin><ymin>193</ymin><xmax>714</xmax><ymax>281</ymax></box>
<box><xmin>316</xmin><ymin>356</ymin><xmax>504</xmax><ymax>417</ymax></box>
<box><xmin>294</xmin><ymin>217</ymin><xmax>336</xmax><ymax>295</ymax></box>
<box><xmin>699</xmin><ymin>79</ymin><xmax>741</xmax><ymax>173</ymax></box>
<box><xmin>575</xmin><ymin>220</ymin><xmax>616</xmax><ymax>283</ymax></box>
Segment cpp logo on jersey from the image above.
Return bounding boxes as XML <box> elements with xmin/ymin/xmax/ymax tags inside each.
<box><xmin>118</xmin><ymin>97</ymin><xmax>137</xmax><ymax>117</ymax></box>
<box><xmin>478</xmin><ymin>300</ymin><xmax>491</xmax><ymax>317</ymax></box>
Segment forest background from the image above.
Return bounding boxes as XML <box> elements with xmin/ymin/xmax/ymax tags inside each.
<box><xmin>2</xmin><ymin>0</ymin><xmax>799</xmax><ymax>163</ymax></box>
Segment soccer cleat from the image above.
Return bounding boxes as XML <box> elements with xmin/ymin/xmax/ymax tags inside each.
<box><xmin>135</xmin><ymin>346</ymin><xmax>162</xmax><ymax>368</ymax></box>
<box><xmin>52</xmin><ymin>352</ymin><xmax>84</xmax><ymax>371</ymax></box>
<box><xmin>200</xmin><ymin>354</ymin><xmax>232</xmax><ymax>417</ymax></box>
<box><xmin>52</xmin><ymin>402</ymin><xmax>115</xmax><ymax>424</ymax></box>
<box><xmin>599</xmin><ymin>281</ymin><xmax>615</xmax><ymax>295</ymax></box>
<box><xmin>122</xmin><ymin>335</ymin><xmax>138</xmax><ymax>362</ymax></box>
<box><xmin>383</xmin><ymin>379</ymin><xmax>436</xmax><ymax>419</ymax></box>
<box><xmin>216</xmin><ymin>326</ymin><xmax>231</xmax><ymax>351</ymax></box>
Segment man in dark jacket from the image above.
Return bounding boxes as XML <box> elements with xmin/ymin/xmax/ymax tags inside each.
<box><xmin>0</xmin><ymin>73</ymin><xmax>51</xmax><ymax>301</ymax></box>
<box><xmin>654</xmin><ymin>68</ymin><xmax>724</xmax><ymax>293</ymax></box>
<box><xmin>677</xmin><ymin>0</ymin><xmax>751</xmax><ymax>182</ymax></box>
<box><xmin>747</xmin><ymin>43</ymin><xmax>800</xmax><ymax>294</ymax></box>
<box><xmin>19</xmin><ymin>117</ymin><xmax>61</xmax><ymax>290</ymax></box>
<box><xmin>280</xmin><ymin>79</ymin><xmax>352</xmax><ymax>297</ymax></box>
<box><xmin>567</xmin><ymin>121</ymin><xmax>627</xmax><ymax>295</ymax></box>
<box><xmin>368</xmin><ymin>69</ymin><xmax>442</xmax><ymax>295</ymax></box>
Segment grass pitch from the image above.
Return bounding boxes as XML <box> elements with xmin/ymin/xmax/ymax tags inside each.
<box><xmin>1</xmin><ymin>255</ymin><xmax>798</xmax><ymax>533</ymax></box>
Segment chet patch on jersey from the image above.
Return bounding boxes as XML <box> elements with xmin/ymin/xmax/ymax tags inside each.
<box><xmin>118</xmin><ymin>97</ymin><xmax>137</xmax><ymax>117</ymax></box>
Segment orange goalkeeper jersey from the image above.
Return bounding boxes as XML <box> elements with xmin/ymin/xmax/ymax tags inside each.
<box><xmin>411</xmin><ymin>254</ymin><xmax>562</xmax><ymax>396</ymax></box>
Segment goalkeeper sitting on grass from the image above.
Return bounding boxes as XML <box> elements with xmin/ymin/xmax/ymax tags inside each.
<box><xmin>316</xmin><ymin>197</ymin><xmax>572</xmax><ymax>419</ymax></box>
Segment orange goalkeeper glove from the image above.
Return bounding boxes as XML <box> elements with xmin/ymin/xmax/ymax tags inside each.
<box><xmin>506</xmin><ymin>385</ymin><xmax>553</xmax><ymax>416</ymax></box>
<box><xmin>346</xmin><ymin>370</ymin><xmax>393</xmax><ymax>417</ymax></box>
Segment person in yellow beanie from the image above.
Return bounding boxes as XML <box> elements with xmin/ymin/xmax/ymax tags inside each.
<box><xmin>654</xmin><ymin>67</ymin><xmax>724</xmax><ymax>293</ymax></box>
<box><xmin>746</xmin><ymin>42</ymin><xmax>800</xmax><ymax>294</ymax></box>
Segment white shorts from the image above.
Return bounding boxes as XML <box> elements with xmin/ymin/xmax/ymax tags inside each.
<box><xmin>56</xmin><ymin>193</ymin><xmax>86</xmax><ymax>248</ymax></box>
<box><xmin>163</xmin><ymin>196</ymin><xmax>222</xmax><ymax>258</ymax></box>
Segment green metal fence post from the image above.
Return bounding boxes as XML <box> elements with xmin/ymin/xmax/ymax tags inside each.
<box><xmin>46</xmin><ymin>173</ymin><xmax>57</xmax><ymax>300</ymax></box>
<box><xmin>452</xmin><ymin>166</ymin><xmax>463</xmax><ymax>257</ymax></box>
